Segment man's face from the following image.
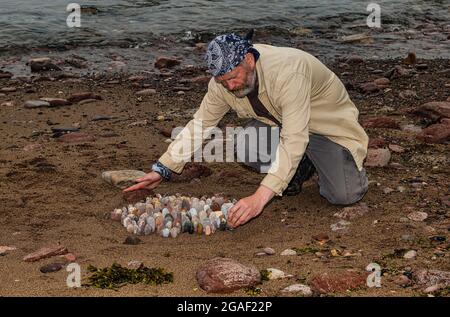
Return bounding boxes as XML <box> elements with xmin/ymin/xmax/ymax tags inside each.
<box><xmin>215</xmin><ymin>53</ymin><xmax>257</xmax><ymax>98</ymax></box>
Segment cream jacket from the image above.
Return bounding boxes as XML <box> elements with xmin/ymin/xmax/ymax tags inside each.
<box><xmin>159</xmin><ymin>44</ymin><xmax>369</xmax><ymax>196</ymax></box>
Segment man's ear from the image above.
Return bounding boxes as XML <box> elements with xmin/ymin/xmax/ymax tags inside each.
<box><xmin>244</xmin><ymin>53</ymin><xmax>256</xmax><ymax>69</ymax></box>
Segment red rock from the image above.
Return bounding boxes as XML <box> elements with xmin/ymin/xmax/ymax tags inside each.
<box><xmin>67</xmin><ymin>92</ymin><xmax>102</xmax><ymax>104</ymax></box>
<box><xmin>23</xmin><ymin>245</ymin><xmax>68</xmax><ymax>262</ymax></box>
<box><xmin>122</xmin><ymin>188</ymin><xmax>154</xmax><ymax>204</ymax></box>
<box><xmin>403</xmin><ymin>52</ymin><xmax>417</xmax><ymax>65</ymax></box>
<box><xmin>416</xmin><ymin>119</ymin><xmax>450</xmax><ymax>144</ymax></box>
<box><xmin>374</xmin><ymin>77</ymin><xmax>390</xmax><ymax>87</ymax></box>
<box><xmin>23</xmin><ymin>143</ymin><xmax>42</xmax><ymax>151</ymax></box>
<box><xmin>312</xmin><ymin>233</ymin><xmax>330</xmax><ymax>243</ymax></box>
<box><xmin>411</xmin><ymin>101</ymin><xmax>450</xmax><ymax>123</ymax></box>
<box><xmin>0</xmin><ymin>70</ymin><xmax>13</xmax><ymax>78</ymax></box>
<box><xmin>196</xmin><ymin>257</ymin><xmax>261</xmax><ymax>293</ymax></box>
<box><xmin>360</xmin><ymin>82</ymin><xmax>380</xmax><ymax>94</ymax></box>
<box><xmin>171</xmin><ymin>163</ymin><xmax>212</xmax><ymax>182</ymax></box>
<box><xmin>135</xmin><ymin>88</ymin><xmax>156</xmax><ymax>96</ymax></box>
<box><xmin>29</xmin><ymin>57</ymin><xmax>61</xmax><ymax>72</ymax></box>
<box><xmin>40</xmin><ymin>263</ymin><xmax>64</xmax><ymax>273</ymax></box>
<box><xmin>388</xmin><ymin>144</ymin><xmax>405</xmax><ymax>153</ymax></box>
<box><xmin>361</xmin><ymin>116</ymin><xmax>400</xmax><ymax>129</ymax></box>
<box><xmin>40</xmin><ymin>98</ymin><xmax>68</xmax><ymax>107</ymax></box>
<box><xmin>128</xmin><ymin>75</ymin><xmax>146</xmax><ymax>82</ymax></box>
<box><xmin>57</xmin><ymin>132</ymin><xmax>96</xmax><ymax>143</ymax></box>
<box><xmin>368</xmin><ymin>137</ymin><xmax>388</xmax><ymax>149</ymax></box>
<box><xmin>364</xmin><ymin>148</ymin><xmax>391</xmax><ymax>167</ymax></box>
<box><xmin>154</xmin><ymin>57</ymin><xmax>181</xmax><ymax>69</ymax></box>
<box><xmin>78</xmin><ymin>99</ymin><xmax>99</xmax><ymax>105</ymax></box>
<box><xmin>413</xmin><ymin>269</ymin><xmax>450</xmax><ymax>287</ymax></box>
<box><xmin>63</xmin><ymin>253</ymin><xmax>77</xmax><ymax>262</ymax></box>
<box><xmin>309</xmin><ymin>271</ymin><xmax>368</xmax><ymax>294</ymax></box>
<box><xmin>193</xmin><ymin>76</ymin><xmax>211</xmax><ymax>83</ymax></box>
<box><xmin>346</xmin><ymin>55</ymin><xmax>364</xmax><ymax>64</ymax></box>
<box><xmin>394</xmin><ymin>275</ymin><xmax>412</xmax><ymax>287</ymax></box>
<box><xmin>1</xmin><ymin>87</ymin><xmax>17</xmax><ymax>93</ymax></box>
<box><xmin>384</xmin><ymin>65</ymin><xmax>410</xmax><ymax>79</ymax></box>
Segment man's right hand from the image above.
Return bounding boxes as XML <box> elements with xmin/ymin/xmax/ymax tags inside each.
<box><xmin>123</xmin><ymin>171</ymin><xmax>162</xmax><ymax>192</ymax></box>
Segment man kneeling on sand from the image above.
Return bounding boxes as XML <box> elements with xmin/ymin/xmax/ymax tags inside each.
<box><xmin>124</xmin><ymin>32</ymin><xmax>369</xmax><ymax>228</ymax></box>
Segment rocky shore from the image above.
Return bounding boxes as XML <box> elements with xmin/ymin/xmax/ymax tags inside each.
<box><xmin>0</xmin><ymin>51</ymin><xmax>449</xmax><ymax>296</ymax></box>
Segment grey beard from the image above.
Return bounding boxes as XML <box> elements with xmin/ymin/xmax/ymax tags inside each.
<box><xmin>232</xmin><ymin>70</ymin><xmax>257</xmax><ymax>98</ymax></box>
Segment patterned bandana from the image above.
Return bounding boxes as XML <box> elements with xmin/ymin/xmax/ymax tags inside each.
<box><xmin>204</xmin><ymin>33</ymin><xmax>257</xmax><ymax>77</ymax></box>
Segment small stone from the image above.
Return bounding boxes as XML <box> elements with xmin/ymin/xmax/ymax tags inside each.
<box><xmin>411</xmin><ymin>101</ymin><xmax>450</xmax><ymax>123</ymax></box>
<box><xmin>67</xmin><ymin>92</ymin><xmax>102</xmax><ymax>104</ymax></box>
<box><xmin>383</xmin><ymin>187</ymin><xmax>394</xmax><ymax>194</ymax></box>
<box><xmin>360</xmin><ymin>82</ymin><xmax>380</xmax><ymax>94</ymax></box>
<box><xmin>312</xmin><ymin>233</ymin><xmax>330</xmax><ymax>244</ymax></box>
<box><xmin>373</xmin><ymin>77</ymin><xmax>390</xmax><ymax>87</ymax></box>
<box><xmin>63</xmin><ymin>253</ymin><xmax>77</xmax><ymax>262</ymax></box>
<box><xmin>266</xmin><ymin>268</ymin><xmax>293</xmax><ymax>280</ymax></box>
<box><xmin>403</xmin><ymin>250</ymin><xmax>417</xmax><ymax>259</ymax></box>
<box><xmin>0</xmin><ymin>246</ymin><xmax>17</xmax><ymax>256</ymax></box>
<box><xmin>155</xmin><ymin>57</ymin><xmax>181</xmax><ymax>69</ymax></box>
<box><xmin>388</xmin><ymin>144</ymin><xmax>405</xmax><ymax>153</ymax></box>
<box><xmin>40</xmin><ymin>263</ymin><xmax>64</xmax><ymax>273</ymax></box>
<box><xmin>281</xmin><ymin>284</ymin><xmax>312</xmax><ymax>296</ymax></box>
<box><xmin>111</xmin><ymin>209</ymin><xmax>122</xmax><ymax>221</ymax></box>
<box><xmin>1</xmin><ymin>87</ymin><xmax>17</xmax><ymax>93</ymax></box>
<box><xmin>416</xmin><ymin>64</ymin><xmax>428</xmax><ymax>70</ymax></box>
<box><xmin>407</xmin><ymin>211</ymin><xmax>428</xmax><ymax>222</ymax></box>
<box><xmin>23</xmin><ymin>245</ymin><xmax>68</xmax><ymax>262</ymax></box>
<box><xmin>399</xmin><ymin>90</ymin><xmax>418</xmax><ymax>99</ymax></box>
<box><xmin>23</xmin><ymin>143</ymin><xmax>42</xmax><ymax>152</ymax></box>
<box><xmin>1</xmin><ymin>101</ymin><xmax>14</xmax><ymax>107</ymax></box>
<box><xmin>29</xmin><ymin>57</ymin><xmax>61</xmax><ymax>72</ymax></box>
<box><xmin>394</xmin><ymin>275</ymin><xmax>411</xmax><ymax>287</ymax></box>
<box><xmin>416</xmin><ymin>119</ymin><xmax>450</xmax><ymax>144</ymax></box>
<box><xmin>39</xmin><ymin>98</ymin><xmax>68</xmax><ymax>107</ymax></box>
<box><xmin>135</xmin><ymin>88</ymin><xmax>156</xmax><ymax>96</ymax></box>
<box><xmin>162</xmin><ymin>228</ymin><xmax>170</xmax><ymax>238</ymax></box>
<box><xmin>127</xmin><ymin>260</ymin><xmax>143</xmax><ymax>269</ymax></box>
<box><xmin>170</xmin><ymin>227</ymin><xmax>179</xmax><ymax>238</ymax></box>
<box><xmin>346</xmin><ymin>55</ymin><xmax>364</xmax><ymax>64</ymax></box>
<box><xmin>397</xmin><ymin>186</ymin><xmax>406</xmax><ymax>193</ymax></box>
<box><xmin>364</xmin><ymin>148</ymin><xmax>391</xmax><ymax>167</ymax></box>
<box><xmin>423</xmin><ymin>284</ymin><xmax>442</xmax><ymax>294</ymax></box>
<box><xmin>368</xmin><ymin>137</ymin><xmax>388</xmax><ymax>149</ymax></box>
<box><xmin>78</xmin><ymin>99</ymin><xmax>99</xmax><ymax>105</ymax></box>
<box><xmin>24</xmin><ymin>100</ymin><xmax>51</xmax><ymax>109</ymax></box>
<box><xmin>91</xmin><ymin>115</ymin><xmax>112</xmax><ymax>121</ymax></box>
<box><xmin>196</xmin><ymin>257</ymin><xmax>261</xmax><ymax>293</ymax></box>
<box><xmin>413</xmin><ymin>269</ymin><xmax>450</xmax><ymax>287</ymax></box>
<box><xmin>401</xmin><ymin>124</ymin><xmax>422</xmax><ymax>133</ymax></box>
<box><xmin>341</xmin><ymin>33</ymin><xmax>373</xmax><ymax>43</ymax></box>
<box><xmin>309</xmin><ymin>271</ymin><xmax>367</xmax><ymax>294</ymax></box>
<box><xmin>280</xmin><ymin>249</ymin><xmax>297</xmax><ymax>256</ymax></box>
<box><xmin>330</xmin><ymin>220</ymin><xmax>351</xmax><ymax>232</ymax></box>
<box><xmin>102</xmin><ymin>170</ymin><xmax>146</xmax><ymax>189</ymax></box>
<box><xmin>263</xmin><ymin>247</ymin><xmax>276</xmax><ymax>255</ymax></box>
<box><xmin>334</xmin><ymin>203</ymin><xmax>369</xmax><ymax>220</ymax></box>
<box><xmin>57</xmin><ymin>132</ymin><xmax>96</xmax><ymax>143</ymax></box>
<box><xmin>124</xmin><ymin>235</ymin><xmax>141</xmax><ymax>245</ymax></box>
<box><xmin>157</xmin><ymin>115</ymin><xmax>165</xmax><ymax>121</ymax></box>
<box><xmin>361</xmin><ymin>116</ymin><xmax>400</xmax><ymax>129</ymax></box>
<box><xmin>404</xmin><ymin>52</ymin><xmax>417</xmax><ymax>65</ymax></box>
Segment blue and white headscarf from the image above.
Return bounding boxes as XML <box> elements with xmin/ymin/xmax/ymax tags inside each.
<box><xmin>204</xmin><ymin>33</ymin><xmax>259</xmax><ymax>77</ymax></box>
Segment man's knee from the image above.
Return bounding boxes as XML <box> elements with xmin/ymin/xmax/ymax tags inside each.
<box><xmin>321</xmin><ymin>179</ymin><xmax>368</xmax><ymax>206</ymax></box>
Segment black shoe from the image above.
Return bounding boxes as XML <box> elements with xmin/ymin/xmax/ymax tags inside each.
<box><xmin>283</xmin><ymin>155</ymin><xmax>316</xmax><ymax>196</ymax></box>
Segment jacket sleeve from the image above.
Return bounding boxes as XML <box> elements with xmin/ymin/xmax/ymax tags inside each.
<box><xmin>260</xmin><ymin>72</ymin><xmax>311</xmax><ymax>195</ymax></box>
<box><xmin>158</xmin><ymin>79</ymin><xmax>230</xmax><ymax>173</ymax></box>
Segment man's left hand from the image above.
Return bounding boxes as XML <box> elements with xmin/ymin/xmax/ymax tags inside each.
<box><xmin>228</xmin><ymin>185</ymin><xmax>275</xmax><ymax>228</ymax></box>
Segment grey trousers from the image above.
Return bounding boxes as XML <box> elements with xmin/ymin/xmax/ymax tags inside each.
<box><xmin>235</xmin><ymin>119</ymin><xmax>368</xmax><ymax>205</ymax></box>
